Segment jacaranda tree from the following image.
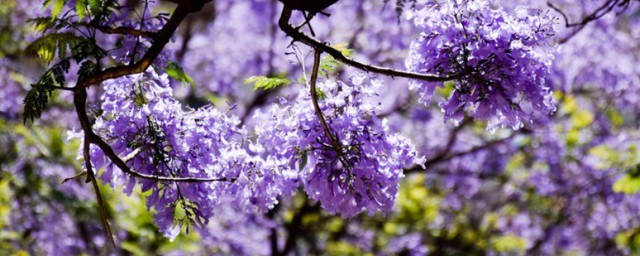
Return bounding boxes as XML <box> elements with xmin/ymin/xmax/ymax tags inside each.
<box><xmin>2</xmin><ymin>0</ymin><xmax>640</xmax><ymax>255</ymax></box>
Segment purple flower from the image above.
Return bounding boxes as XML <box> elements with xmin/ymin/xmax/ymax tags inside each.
<box><xmin>254</xmin><ymin>75</ymin><xmax>422</xmax><ymax>217</ymax></box>
<box><xmin>406</xmin><ymin>0</ymin><xmax>558</xmax><ymax>130</ymax></box>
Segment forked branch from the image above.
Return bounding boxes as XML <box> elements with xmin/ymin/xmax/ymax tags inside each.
<box><xmin>277</xmin><ymin>5</ymin><xmax>470</xmax><ymax>82</ymax></box>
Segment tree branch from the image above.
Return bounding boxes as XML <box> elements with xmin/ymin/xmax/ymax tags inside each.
<box><xmin>309</xmin><ymin>50</ymin><xmax>342</xmax><ymax>153</ymax></box>
<box><xmin>549</xmin><ymin>0</ymin><xmax>633</xmax><ymax>44</ymax></box>
<box><xmin>91</xmin><ymin>24</ymin><xmax>157</xmax><ymax>38</ymax></box>
<box><xmin>404</xmin><ymin>131</ymin><xmax>517</xmax><ymax>175</ymax></box>
<box><xmin>73</xmin><ymin>87</ymin><xmax>115</xmax><ymax>247</ymax></box>
<box><xmin>72</xmin><ymin>1</ymin><xmax>234</xmax><ymax>185</ymax></box>
<box><xmin>61</xmin><ymin>170</ymin><xmax>87</xmax><ymax>184</ymax></box>
<box><xmin>277</xmin><ymin>6</ymin><xmax>470</xmax><ymax>82</ymax></box>
<box><xmin>77</xmin><ymin>0</ymin><xmax>212</xmax><ymax>89</ymax></box>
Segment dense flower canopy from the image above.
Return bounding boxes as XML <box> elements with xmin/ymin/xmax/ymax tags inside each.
<box><xmin>2</xmin><ymin>0</ymin><xmax>640</xmax><ymax>255</ymax></box>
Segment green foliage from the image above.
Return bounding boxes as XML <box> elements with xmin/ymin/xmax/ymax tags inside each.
<box><xmin>319</xmin><ymin>55</ymin><xmax>340</xmax><ymax>74</ymax></box>
<box><xmin>613</xmin><ymin>162</ymin><xmax>640</xmax><ymax>195</ymax></box>
<box><xmin>436</xmin><ymin>81</ymin><xmax>456</xmax><ymax>99</ymax></box>
<box><xmin>43</xmin><ymin>0</ymin><xmax>68</xmax><ymax>20</ymax></box>
<box><xmin>244</xmin><ymin>76</ymin><xmax>291</xmax><ymax>91</ymax></box>
<box><xmin>23</xmin><ymin>60</ymin><xmax>70</xmax><ymax>124</ymax></box>
<box><xmin>26</xmin><ymin>32</ymin><xmax>90</xmax><ymax>63</ymax></box>
<box><xmin>491</xmin><ymin>235</ymin><xmax>527</xmax><ymax>253</ymax></box>
<box><xmin>332</xmin><ymin>42</ymin><xmax>352</xmax><ymax>57</ymax></box>
<box><xmin>43</xmin><ymin>0</ymin><xmax>105</xmax><ymax>21</ymax></box>
<box><xmin>75</xmin><ymin>0</ymin><xmax>88</xmax><ymax>20</ymax></box>
<box><xmin>319</xmin><ymin>43</ymin><xmax>352</xmax><ymax>77</ymax></box>
<box><xmin>613</xmin><ymin>174</ymin><xmax>640</xmax><ymax>194</ymax></box>
<box><xmin>28</xmin><ymin>17</ymin><xmax>65</xmax><ymax>33</ymax></box>
<box><xmin>606</xmin><ymin>107</ymin><xmax>625</xmax><ymax>128</ymax></box>
<box><xmin>164</xmin><ymin>61</ymin><xmax>195</xmax><ymax>87</ymax></box>
<box><xmin>23</xmin><ymin>9</ymin><xmax>107</xmax><ymax>124</ymax></box>
<box><xmin>28</xmin><ymin>17</ymin><xmax>107</xmax><ymax>63</ymax></box>
<box><xmin>78</xmin><ymin>60</ymin><xmax>98</xmax><ymax>80</ymax></box>
<box><xmin>88</xmin><ymin>0</ymin><xmax>102</xmax><ymax>14</ymax></box>
<box><xmin>571</xmin><ymin>110</ymin><xmax>594</xmax><ymax>130</ymax></box>
<box><xmin>315</xmin><ymin>88</ymin><xmax>327</xmax><ymax>100</ymax></box>
<box><xmin>616</xmin><ymin>228</ymin><xmax>640</xmax><ymax>254</ymax></box>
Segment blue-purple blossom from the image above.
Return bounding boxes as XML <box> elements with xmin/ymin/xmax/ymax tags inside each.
<box><xmin>254</xmin><ymin>74</ymin><xmax>422</xmax><ymax>217</ymax></box>
<box><xmin>88</xmin><ymin>68</ymin><xmax>297</xmax><ymax>239</ymax></box>
<box><xmin>406</xmin><ymin>0</ymin><xmax>558</xmax><ymax>130</ymax></box>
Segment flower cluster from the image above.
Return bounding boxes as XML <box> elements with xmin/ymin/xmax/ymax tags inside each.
<box><xmin>254</xmin><ymin>74</ymin><xmax>422</xmax><ymax>217</ymax></box>
<box><xmin>406</xmin><ymin>0</ymin><xmax>557</xmax><ymax>130</ymax></box>
<box><xmin>88</xmin><ymin>69</ymin><xmax>297</xmax><ymax>239</ymax></box>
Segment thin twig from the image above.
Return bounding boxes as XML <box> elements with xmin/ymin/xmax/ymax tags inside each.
<box><xmin>278</xmin><ymin>6</ymin><xmax>471</xmax><ymax>83</ymax></box>
<box><xmin>404</xmin><ymin>131</ymin><xmax>518</xmax><ymax>175</ymax></box>
<box><xmin>85</xmin><ymin>138</ymin><xmax>116</xmax><ymax>247</ymax></box>
<box><xmin>74</xmin><ymin>87</ymin><xmax>115</xmax><ymax>247</ymax></box>
<box><xmin>74</xmin><ymin>88</ymin><xmax>235</xmax><ymax>183</ymax></box>
<box><xmin>77</xmin><ymin>0</ymin><xmax>212</xmax><ymax>89</ymax></box>
<box><xmin>95</xmin><ymin>25</ymin><xmax>156</xmax><ymax>38</ymax></box>
<box><xmin>309</xmin><ymin>50</ymin><xmax>341</xmax><ymax>152</ymax></box>
<box><xmin>66</xmin><ymin>0</ymin><xmax>219</xmax><ymax>247</ymax></box>
<box><xmin>548</xmin><ymin>0</ymin><xmax>631</xmax><ymax>43</ymax></box>
<box><xmin>61</xmin><ymin>171</ymin><xmax>87</xmax><ymax>184</ymax></box>
<box><xmin>91</xmin><ymin>133</ymin><xmax>236</xmax><ymax>182</ymax></box>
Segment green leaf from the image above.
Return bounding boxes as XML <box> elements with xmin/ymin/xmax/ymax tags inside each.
<box><xmin>43</xmin><ymin>0</ymin><xmax>53</xmax><ymax>8</ymax></box>
<box><xmin>613</xmin><ymin>175</ymin><xmax>640</xmax><ymax>194</ymax></box>
<box><xmin>332</xmin><ymin>42</ymin><xmax>352</xmax><ymax>57</ymax></box>
<box><xmin>51</xmin><ymin>0</ymin><xmax>68</xmax><ymax>20</ymax></box>
<box><xmin>26</xmin><ymin>32</ymin><xmax>88</xmax><ymax>63</ymax></box>
<box><xmin>164</xmin><ymin>61</ymin><xmax>195</xmax><ymax>87</ymax></box>
<box><xmin>244</xmin><ymin>76</ymin><xmax>290</xmax><ymax>91</ymax></box>
<box><xmin>317</xmin><ymin>42</ymin><xmax>352</xmax><ymax>76</ymax></box>
<box><xmin>436</xmin><ymin>81</ymin><xmax>456</xmax><ymax>98</ymax></box>
<box><xmin>606</xmin><ymin>107</ymin><xmax>624</xmax><ymax>127</ymax></box>
<box><xmin>88</xmin><ymin>0</ymin><xmax>101</xmax><ymax>14</ymax></box>
<box><xmin>23</xmin><ymin>60</ymin><xmax>70</xmax><ymax>123</ymax></box>
<box><xmin>121</xmin><ymin>241</ymin><xmax>147</xmax><ymax>256</ymax></box>
<box><xmin>28</xmin><ymin>17</ymin><xmax>58</xmax><ymax>33</ymax></box>
<box><xmin>315</xmin><ymin>88</ymin><xmax>327</xmax><ymax>100</ymax></box>
<box><xmin>319</xmin><ymin>55</ymin><xmax>339</xmax><ymax>74</ymax></box>
<box><xmin>491</xmin><ymin>235</ymin><xmax>527</xmax><ymax>253</ymax></box>
<box><xmin>76</xmin><ymin>0</ymin><xmax>88</xmax><ymax>21</ymax></box>
<box><xmin>78</xmin><ymin>60</ymin><xmax>98</xmax><ymax>80</ymax></box>
<box><xmin>589</xmin><ymin>145</ymin><xmax>620</xmax><ymax>170</ymax></box>
<box><xmin>571</xmin><ymin>110</ymin><xmax>594</xmax><ymax>129</ymax></box>
<box><xmin>298</xmin><ymin>149</ymin><xmax>308</xmax><ymax>170</ymax></box>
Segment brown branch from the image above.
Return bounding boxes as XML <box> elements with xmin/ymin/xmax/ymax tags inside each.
<box><xmin>549</xmin><ymin>0</ymin><xmax>627</xmax><ymax>28</ymax></box>
<box><xmin>92</xmin><ymin>135</ymin><xmax>236</xmax><ymax>182</ymax></box>
<box><xmin>73</xmin><ymin>87</ymin><xmax>235</xmax><ymax>183</ymax></box>
<box><xmin>95</xmin><ymin>25</ymin><xmax>156</xmax><ymax>38</ymax></box>
<box><xmin>73</xmin><ymin>0</ymin><xmax>235</xmax><ymax>184</ymax></box>
<box><xmin>73</xmin><ymin>87</ymin><xmax>116</xmax><ymax>247</ymax></box>
<box><xmin>61</xmin><ymin>171</ymin><xmax>87</xmax><ymax>184</ymax></box>
<box><xmin>549</xmin><ymin>0</ymin><xmax>632</xmax><ymax>44</ymax></box>
<box><xmin>309</xmin><ymin>49</ymin><xmax>354</xmax><ymax>169</ymax></box>
<box><xmin>404</xmin><ymin>131</ymin><xmax>517</xmax><ymax>175</ymax></box>
<box><xmin>309</xmin><ymin>50</ymin><xmax>342</xmax><ymax>153</ymax></box>
<box><xmin>77</xmin><ymin>0</ymin><xmax>212</xmax><ymax>89</ymax></box>
<box><xmin>84</xmin><ymin>138</ymin><xmax>116</xmax><ymax>247</ymax></box>
<box><xmin>71</xmin><ymin>86</ymin><xmax>231</xmax><ymax>249</ymax></box>
<box><xmin>422</xmin><ymin>121</ymin><xmax>467</xmax><ymax>166</ymax></box>
<box><xmin>278</xmin><ymin>6</ymin><xmax>470</xmax><ymax>82</ymax></box>
<box><xmin>66</xmin><ymin>6</ymin><xmax>235</xmax><ymax>248</ymax></box>
<box><xmin>278</xmin><ymin>0</ymin><xmax>339</xmax><ymax>14</ymax></box>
